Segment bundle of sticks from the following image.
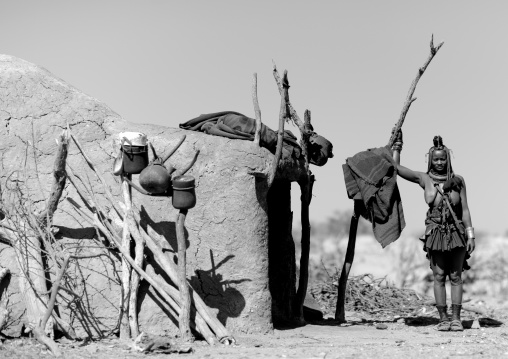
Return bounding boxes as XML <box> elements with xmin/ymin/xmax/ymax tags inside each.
<box><xmin>312</xmin><ymin>273</ymin><xmax>429</xmax><ymax>318</ymax></box>
<box><xmin>66</xmin><ymin>134</ymin><xmax>235</xmax><ymax>346</ymax></box>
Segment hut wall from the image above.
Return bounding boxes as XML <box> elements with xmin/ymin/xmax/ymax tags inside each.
<box><xmin>0</xmin><ymin>54</ymin><xmax>302</xmax><ymax>337</ymax></box>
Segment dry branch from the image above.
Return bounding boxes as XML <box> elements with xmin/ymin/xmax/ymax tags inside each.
<box><xmin>272</xmin><ymin>62</ymin><xmax>312</xmax><ymax>136</ymax></box>
<box><xmin>70</xmin><ymin>134</ymin><xmax>123</xmax><ymax>219</ymax></box>
<box><xmin>40</xmin><ymin>255</ymin><xmax>70</xmax><ymax>331</ymax></box>
<box><xmin>67</xmin><ymin>174</ymin><xmax>218</xmax><ymax>345</ymax></box>
<box><xmin>5</xmin><ymin>130</ymin><xmax>73</xmax><ymax>356</ymax></box>
<box><xmin>267</xmin><ymin>70</ymin><xmax>289</xmax><ymax>188</ymax></box>
<box><xmin>387</xmin><ymin>35</ymin><xmax>444</xmax><ymax>146</ymax></box>
<box><xmin>252</xmin><ymin>73</ymin><xmax>262</xmax><ymax>146</ymax></box>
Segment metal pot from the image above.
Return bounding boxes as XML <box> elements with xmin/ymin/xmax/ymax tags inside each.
<box><xmin>122</xmin><ymin>145</ymin><xmax>149</xmax><ymax>174</ymax></box>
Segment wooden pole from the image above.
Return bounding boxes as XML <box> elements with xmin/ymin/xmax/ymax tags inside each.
<box><xmin>252</xmin><ymin>73</ymin><xmax>262</xmax><ymax>146</ymax></box>
<box><xmin>120</xmin><ymin>174</ymin><xmax>132</xmax><ymax>339</ymax></box>
<box><xmin>128</xmin><ymin>211</ymin><xmax>145</xmax><ymax>337</ymax></box>
<box><xmin>293</xmin><ymin>110</ymin><xmax>314</xmax><ymax>322</ymax></box>
<box><xmin>176</xmin><ymin>209</ymin><xmax>193</xmax><ymax>342</ymax></box>
<box><xmin>335</xmin><ymin>201</ymin><xmax>360</xmax><ymax>322</ymax></box>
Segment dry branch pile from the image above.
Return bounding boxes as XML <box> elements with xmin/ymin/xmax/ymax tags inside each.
<box><xmin>311</xmin><ymin>272</ymin><xmax>431</xmax><ymax>319</ymax></box>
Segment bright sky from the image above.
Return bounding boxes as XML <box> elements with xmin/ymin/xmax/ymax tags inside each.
<box><xmin>2</xmin><ymin>1</ymin><xmax>507</xmax><ymax>236</ymax></box>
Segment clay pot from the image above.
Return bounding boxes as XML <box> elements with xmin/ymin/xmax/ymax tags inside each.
<box><xmin>172</xmin><ymin>175</ymin><xmax>196</xmax><ymax>209</ymax></box>
<box><xmin>139</xmin><ymin>162</ymin><xmax>172</xmax><ymax>194</ymax></box>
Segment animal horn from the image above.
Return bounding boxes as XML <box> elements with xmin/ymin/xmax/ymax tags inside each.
<box><xmin>173</xmin><ymin>150</ymin><xmax>200</xmax><ymax>177</ymax></box>
<box><xmin>162</xmin><ymin>135</ymin><xmax>186</xmax><ymax>164</ymax></box>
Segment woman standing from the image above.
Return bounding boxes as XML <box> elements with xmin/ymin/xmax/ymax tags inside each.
<box><xmin>393</xmin><ymin>133</ymin><xmax>475</xmax><ymax>331</ymax></box>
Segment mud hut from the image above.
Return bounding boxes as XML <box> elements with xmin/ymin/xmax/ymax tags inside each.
<box><xmin>0</xmin><ymin>55</ymin><xmax>314</xmax><ymax>338</ymax></box>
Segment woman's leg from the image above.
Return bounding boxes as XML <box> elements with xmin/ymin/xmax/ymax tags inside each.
<box><xmin>449</xmin><ymin>246</ymin><xmax>467</xmax><ymax>331</ymax></box>
<box><xmin>429</xmin><ymin>250</ymin><xmax>448</xmax><ymax>306</ymax></box>
<box><xmin>449</xmin><ymin>246</ymin><xmax>467</xmax><ymax>305</ymax></box>
<box><xmin>429</xmin><ymin>250</ymin><xmax>450</xmax><ymax>330</ymax></box>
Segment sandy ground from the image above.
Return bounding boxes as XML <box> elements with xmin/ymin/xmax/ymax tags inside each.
<box><xmin>1</xmin><ymin>233</ymin><xmax>505</xmax><ymax>358</ymax></box>
<box><xmin>1</xmin><ymin>307</ymin><xmax>506</xmax><ymax>359</ymax></box>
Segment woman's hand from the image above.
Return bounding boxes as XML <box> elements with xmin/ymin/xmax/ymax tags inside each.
<box><xmin>466</xmin><ymin>237</ymin><xmax>476</xmax><ymax>254</ymax></box>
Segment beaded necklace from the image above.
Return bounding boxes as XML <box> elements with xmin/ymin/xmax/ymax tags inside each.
<box><xmin>428</xmin><ymin>171</ymin><xmax>449</xmax><ymax>183</ymax></box>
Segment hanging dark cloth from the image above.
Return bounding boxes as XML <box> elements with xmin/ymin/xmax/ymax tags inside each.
<box><xmin>342</xmin><ymin>145</ymin><xmax>405</xmax><ymax>248</ymax></box>
<box><xmin>179</xmin><ymin>111</ymin><xmax>334</xmax><ymax>166</ymax></box>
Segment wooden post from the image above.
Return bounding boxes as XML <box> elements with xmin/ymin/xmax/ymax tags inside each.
<box><xmin>176</xmin><ymin>209</ymin><xmax>193</xmax><ymax>342</ymax></box>
<box><xmin>293</xmin><ymin>110</ymin><xmax>314</xmax><ymax>322</ymax></box>
<box><xmin>120</xmin><ymin>174</ymin><xmax>132</xmax><ymax>339</ymax></box>
<box><xmin>252</xmin><ymin>73</ymin><xmax>262</xmax><ymax>146</ymax></box>
<box><xmin>335</xmin><ymin>201</ymin><xmax>360</xmax><ymax>322</ymax></box>
<box><xmin>129</xmin><ymin>210</ymin><xmax>145</xmax><ymax>337</ymax></box>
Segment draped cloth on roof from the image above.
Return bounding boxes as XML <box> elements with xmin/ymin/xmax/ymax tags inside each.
<box><xmin>342</xmin><ymin>146</ymin><xmax>405</xmax><ymax>248</ymax></box>
<box><xmin>179</xmin><ymin>111</ymin><xmax>301</xmax><ymax>159</ymax></box>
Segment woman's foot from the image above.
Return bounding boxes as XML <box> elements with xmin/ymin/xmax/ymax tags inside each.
<box><xmin>436</xmin><ymin>320</ymin><xmax>451</xmax><ymax>331</ymax></box>
<box><xmin>450</xmin><ymin>304</ymin><xmax>464</xmax><ymax>331</ymax></box>
<box><xmin>436</xmin><ymin>305</ymin><xmax>450</xmax><ymax>331</ymax></box>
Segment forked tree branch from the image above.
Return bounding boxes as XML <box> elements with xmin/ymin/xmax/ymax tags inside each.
<box><xmin>273</xmin><ymin>62</ymin><xmax>312</xmax><ymax>137</ymax></box>
<box><xmin>388</xmin><ymin>35</ymin><xmax>444</xmax><ymax>146</ymax></box>
<box><xmin>267</xmin><ymin>70</ymin><xmax>289</xmax><ymax>188</ymax></box>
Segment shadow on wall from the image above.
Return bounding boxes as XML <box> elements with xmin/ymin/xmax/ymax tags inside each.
<box><xmin>139</xmin><ymin>207</ymin><xmax>250</xmax><ymax>327</ymax></box>
<box><xmin>139</xmin><ymin>206</ymin><xmax>189</xmax><ymax>250</ymax></box>
<box><xmin>190</xmin><ymin>250</ymin><xmax>250</xmax><ymax>326</ymax></box>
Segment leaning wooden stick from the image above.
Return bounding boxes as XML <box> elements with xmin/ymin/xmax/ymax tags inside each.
<box><xmin>70</xmin><ymin>134</ymin><xmax>123</xmax><ymax>219</ymax></box>
<box><xmin>335</xmin><ymin>201</ymin><xmax>360</xmax><ymax>322</ymax></box>
<box><xmin>90</xmin><ymin>212</ymin><xmax>216</xmax><ymax>344</ymax></box>
<box><xmin>388</xmin><ymin>34</ymin><xmax>444</xmax><ymax>146</ymax></box>
<box><xmin>68</xmin><ymin>134</ymin><xmax>231</xmax><ymax>344</ymax></box>
<box><xmin>67</xmin><ymin>182</ymin><xmax>217</xmax><ymax>345</ymax></box>
<box><xmin>252</xmin><ymin>73</ymin><xmax>262</xmax><ymax>146</ymax></box>
<box><xmin>134</xmin><ymin>214</ymin><xmax>234</xmax><ymax>343</ymax></box>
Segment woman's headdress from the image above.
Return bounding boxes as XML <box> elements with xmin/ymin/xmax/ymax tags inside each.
<box><xmin>427</xmin><ymin>135</ymin><xmax>454</xmax><ymax>182</ymax></box>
